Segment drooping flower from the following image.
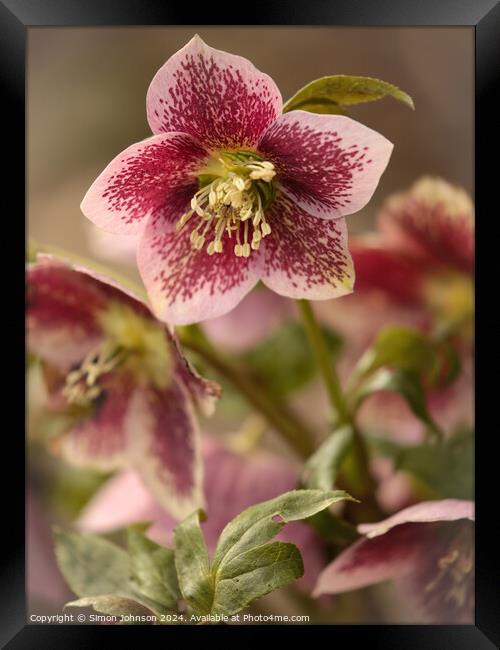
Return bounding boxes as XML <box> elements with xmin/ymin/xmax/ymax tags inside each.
<box><xmin>316</xmin><ymin>176</ymin><xmax>474</xmax><ymax>443</ymax></box>
<box><xmin>27</xmin><ymin>255</ymin><xmax>220</xmax><ymax>518</ymax></box>
<box><xmin>81</xmin><ymin>35</ymin><xmax>393</xmax><ymax>325</ymax></box>
<box><xmin>79</xmin><ymin>438</ymin><xmax>325</xmax><ymax>592</ymax></box>
<box><xmin>314</xmin><ymin>499</ymin><xmax>474</xmax><ymax>623</ymax></box>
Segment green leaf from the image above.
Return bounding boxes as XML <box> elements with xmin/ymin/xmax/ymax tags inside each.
<box><xmin>127</xmin><ymin>525</ymin><xmax>181</xmax><ymax>612</ymax></box>
<box><xmin>211</xmin><ymin>542</ymin><xmax>303</xmax><ymax>616</ymax></box>
<box><xmin>173</xmin><ymin>511</ymin><xmax>213</xmax><ymax>616</ymax></box>
<box><xmin>243</xmin><ymin>320</ymin><xmax>342</xmax><ymax>398</ymax></box>
<box><xmin>174</xmin><ymin>490</ymin><xmax>354</xmax><ymax>617</ymax></box>
<box><xmin>213</xmin><ymin>489</ymin><xmax>354</xmax><ymax>570</ymax></box>
<box><xmin>65</xmin><ymin>595</ymin><xmax>156</xmax><ymax>622</ymax></box>
<box><xmin>304</xmin><ymin>508</ymin><xmax>359</xmax><ymax>546</ymax></box>
<box><xmin>352</xmin><ymin>326</ymin><xmax>463</xmax><ymax>392</ymax></box>
<box><xmin>355</xmin><ymin>368</ymin><xmax>443</xmax><ymax>438</ymax></box>
<box><xmin>302</xmin><ymin>426</ymin><xmax>354</xmax><ymax>490</ymax></box>
<box><xmin>54</xmin><ymin>528</ymin><xmax>133</xmax><ymax>599</ymax></box>
<box><xmin>355</xmin><ymin>327</ymin><xmax>435</xmax><ymax>378</ymax></box>
<box><xmin>397</xmin><ymin>429</ymin><xmax>474</xmax><ymax>499</ymax></box>
<box><xmin>54</xmin><ymin>527</ymin><xmax>177</xmax><ymax>620</ymax></box>
<box><xmin>429</xmin><ymin>339</ymin><xmax>462</xmax><ymax>388</ymax></box>
<box><xmin>283</xmin><ymin>75</ymin><xmax>414</xmax><ymax>115</ymax></box>
<box><xmin>366</xmin><ymin>428</ymin><xmax>473</xmax><ymax>500</ymax></box>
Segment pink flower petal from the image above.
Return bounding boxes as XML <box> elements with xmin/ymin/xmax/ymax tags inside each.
<box><xmin>315</xmin><ymin>500</ymin><xmax>474</xmax><ymax>600</ymax></box>
<box><xmin>261</xmin><ymin>194</ymin><xmax>354</xmax><ymax>299</ymax></box>
<box><xmin>202</xmin><ymin>287</ymin><xmax>293</xmax><ymax>352</ymax></box>
<box><xmin>358</xmin><ymin>499</ymin><xmax>474</xmax><ymax>538</ymax></box>
<box><xmin>81</xmin><ymin>132</ymin><xmax>207</xmax><ymax>235</ymax></box>
<box><xmin>146</xmin><ymin>35</ymin><xmax>282</xmax><ymax>150</ymax></box>
<box><xmin>27</xmin><ymin>258</ymin><xmax>108</xmax><ymax>372</ymax></box>
<box><xmin>137</xmin><ymin>192</ymin><xmax>263</xmax><ymax>325</ymax></box>
<box><xmin>85</xmin><ymin>224</ymin><xmax>138</xmax><ymax>267</ymax></box>
<box><xmin>77</xmin><ymin>470</ymin><xmax>175</xmax><ymax>544</ymax></box>
<box><xmin>259</xmin><ymin>111</ymin><xmax>393</xmax><ymax>220</ymax></box>
<box><xmin>125</xmin><ymin>382</ymin><xmax>203</xmax><ymax>520</ymax></box>
<box><xmin>314</xmin><ymin>522</ymin><xmax>427</xmax><ymax>597</ymax></box>
<box><xmin>378</xmin><ymin>177</ymin><xmax>474</xmax><ymax>273</ymax></box>
<box><xmin>54</xmin><ymin>374</ymin><xmax>133</xmax><ymax>471</ymax></box>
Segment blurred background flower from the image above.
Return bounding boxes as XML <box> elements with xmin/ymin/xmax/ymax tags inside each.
<box><xmin>314</xmin><ymin>499</ymin><xmax>474</xmax><ymax>623</ymax></box>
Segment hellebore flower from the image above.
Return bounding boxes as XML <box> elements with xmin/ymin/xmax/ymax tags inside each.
<box><xmin>79</xmin><ymin>438</ymin><xmax>325</xmax><ymax>592</ymax></box>
<box><xmin>316</xmin><ymin>177</ymin><xmax>474</xmax><ymax>442</ymax></box>
<box><xmin>318</xmin><ymin>176</ymin><xmax>474</xmax><ymax>348</ymax></box>
<box><xmin>314</xmin><ymin>499</ymin><xmax>474</xmax><ymax>623</ymax></box>
<box><xmin>81</xmin><ymin>35</ymin><xmax>393</xmax><ymax>325</ymax></box>
<box><xmin>27</xmin><ymin>255</ymin><xmax>220</xmax><ymax>518</ymax></box>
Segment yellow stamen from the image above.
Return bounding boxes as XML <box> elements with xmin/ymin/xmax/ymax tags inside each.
<box><xmin>176</xmin><ymin>156</ymin><xmax>276</xmax><ymax>258</ymax></box>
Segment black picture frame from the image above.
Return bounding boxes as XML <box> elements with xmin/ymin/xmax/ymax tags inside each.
<box><xmin>4</xmin><ymin>0</ymin><xmax>499</xmax><ymax>647</ymax></box>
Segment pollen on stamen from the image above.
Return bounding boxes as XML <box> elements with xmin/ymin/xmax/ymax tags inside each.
<box><xmin>62</xmin><ymin>345</ymin><xmax>125</xmax><ymax>407</ymax></box>
<box><xmin>175</xmin><ymin>156</ymin><xmax>276</xmax><ymax>258</ymax></box>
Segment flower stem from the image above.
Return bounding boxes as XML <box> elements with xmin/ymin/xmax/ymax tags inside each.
<box><xmin>179</xmin><ymin>328</ymin><xmax>316</xmax><ymax>459</ymax></box>
<box><xmin>297</xmin><ymin>300</ymin><xmax>350</xmax><ymax>425</ymax></box>
<box><xmin>297</xmin><ymin>300</ymin><xmax>383</xmax><ymax>520</ymax></box>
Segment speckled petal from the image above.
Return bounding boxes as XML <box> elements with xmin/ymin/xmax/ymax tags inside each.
<box><xmin>259</xmin><ymin>111</ymin><xmax>393</xmax><ymax>220</ymax></box>
<box><xmin>81</xmin><ymin>132</ymin><xmax>207</xmax><ymax>234</ymax></box>
<box><xmin>147</xmin><ymin>35</ymin><xmax>282</xmax><ymax>150</ymax></box>
<box><xmin>137</xmin><ymin>191</ymin><xmax>263</xmax><ymax>325</ymax></box>
<box><xmin>261</xmin><ymin>194</ymin><xmax>354</xmax><ymax>300</ymax></box>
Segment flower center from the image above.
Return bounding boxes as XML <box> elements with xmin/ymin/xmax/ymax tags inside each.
<box><xmin>176</xmin><ymin>152</ymin><xmax>276</xmax><ymax>258</ymax></box>
<box><xmin>62</xmin><ymin>301</ymin><xmax>172</xmax><ymax>407</ymax></box>
<box><xmin>62</xmin><ymin>343</ymin><xmax>125</xmax><ymax>407</ymax></box>
<box><xmin>424</xmin><ymin>526</ymin><xmax>474</xmax><ymax>611</ymax></box>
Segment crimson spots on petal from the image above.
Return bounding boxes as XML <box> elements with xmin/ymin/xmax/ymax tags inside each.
<box><xmin>259</xmin><ymin>112</ymin><xmax>392</xmax><ymax>219</ymax></box>
<box><xmin>137</xmin><ymin>194</ymin><xmax>262</xmax><ymax>325</ymax></box>
<box><xmin>147</xmin><ymin>36</ymin><xmax>282</xmax><ymax>149</ymax></box>
<box><xmin>81</xmin><ymin>133</ymin><xmax>207</xmax><ymax>234</ymax></box>
<box><xmin>261</xmin><ymin>195</ymin><xmax>354</xmax><ymax>300</ymax></box>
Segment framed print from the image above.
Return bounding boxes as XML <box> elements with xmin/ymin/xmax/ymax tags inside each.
<box><xmin>2</xmin><ymin>0</ymin><xmax>499</xmax><ymax>646</ymax></box>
